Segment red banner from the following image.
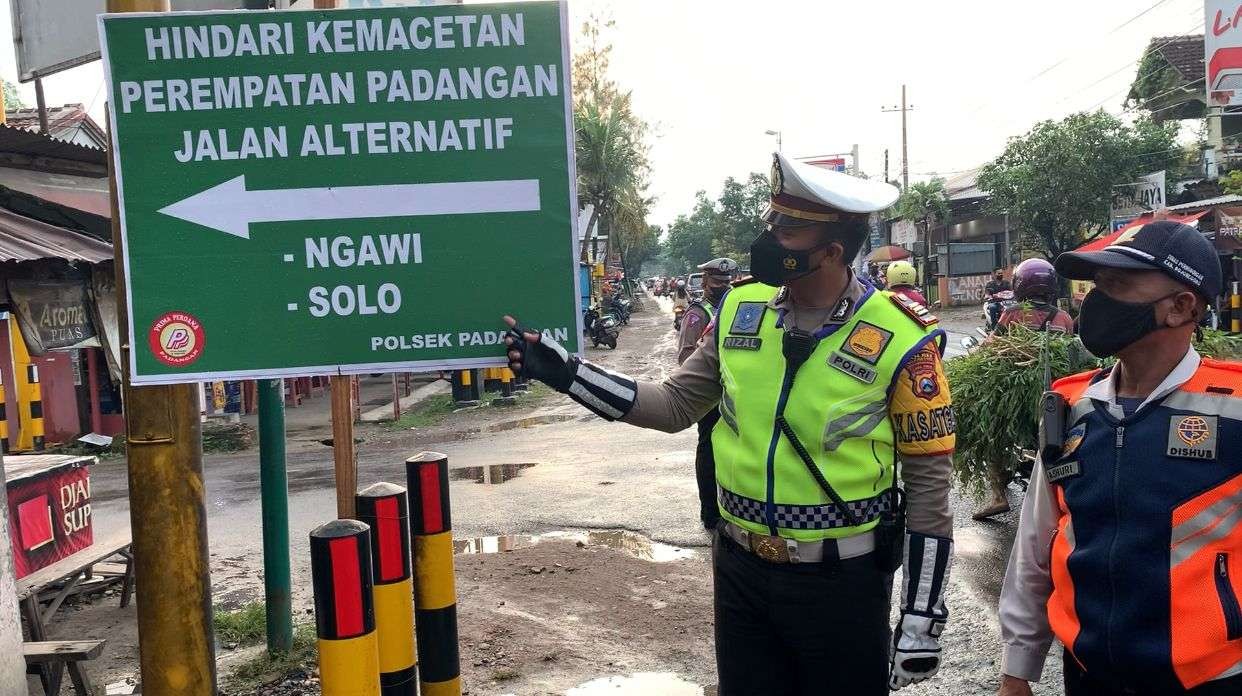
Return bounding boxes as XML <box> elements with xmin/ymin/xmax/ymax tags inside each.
<box><xmin>7</xmin><ymin>458</ymin><xmax>92</xmax><ymax>579</ymax></box>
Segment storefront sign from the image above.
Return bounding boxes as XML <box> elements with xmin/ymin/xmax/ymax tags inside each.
<box><xmin>947</xmin><ymin>274</ymin><xmax>990</xmax><ymax>305</ymax></box>
<box><xmin>8</xmin><ymin>278</ymin><xmax>99</xmax><ymax>355</ymax></box>
<box><xmin>1110</xmin><ymin>171</ymin><xmax>1165</xmax><ymax>221</ymax></box>
<box><xmin>892</xmin><ymin>220</ymin><xmax>918</xmax><ymax>246</ymax></box>
<box><xmin>7</xmin><ymin>456</ymin><xmax>94</xmax><ymax>579</ymax></box>
<box><xmin>100</xmin><ymin>2</ymin><xmax>578</xmax><ymax>384</ymax></box>
<box><xmin>1208</xmin><ymin>1</ymin><xmax>1242</xmax><ymax>107</ymax></box>
<box><xmin>1215</xmin><ymin>206</ymin><xmax>1242</xmax><ymax>252</ymax></box>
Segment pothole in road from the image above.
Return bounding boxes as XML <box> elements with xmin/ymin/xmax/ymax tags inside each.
<box><xmin>450</xmin><ymin>463</ymin><xmax>537</xmax><ymax>485</ymax></box>
<box><xmin>454</xmin><ymin>529</ymin><xmax>697</xmax><ymax>562</ymax></box>
<box><xmin>566</xmin><ymin>672</ymin><xmax>709</xmax><ymax>695</ymax></box>
<box><xmin>487</xmin><ymin>414</ymin><xmax>578</xmax><ymax>431</ymax></box>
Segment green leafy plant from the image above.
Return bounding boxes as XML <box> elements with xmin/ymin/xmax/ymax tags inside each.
<box><xmin>946</xmin><ymin>327</ymin><xmax>1242</xmax><ymax>494</ymax></box>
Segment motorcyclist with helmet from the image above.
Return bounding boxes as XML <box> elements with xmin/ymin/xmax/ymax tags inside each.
<box><xmin>994</xmin><ymin>258</ymin><xmax>1074</xmax><ymax>336</ymax></box>
<box><xmin>885</xmin><ymin>260</ymin><xmax>926</xmax><ymax>306</ymax></box>
<box><xmin>974</xmin><ymin>258</ymin><xmax>1073</xmax><ymax>521</ymax></box>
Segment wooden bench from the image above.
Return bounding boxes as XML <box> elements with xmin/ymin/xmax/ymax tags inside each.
<box><xmin>17</xmin><ymin>530</ymin><xmax>134</xmax><ymax>647</ymax></box>
<box><xmin>24</xmin><ymin>639</ymin><xmax>105</xmax><ymax>695</ymax></box>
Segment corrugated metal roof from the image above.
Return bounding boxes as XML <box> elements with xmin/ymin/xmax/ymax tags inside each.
<box><xmin>5</xmin><ymin>105</ymin><xmax>108</xmax><ymax>150</ymax></box>
<box><xmin>0</xmin><ymin>123</ymin><xmax>106</xmax><ymax>165</ymax></box>
<box><xmin>0</xmin><ymin>206</ymin><xmax>112</xmax><ymax>263</ymax></box>
<box><xmin>1167</xmin><ymin>194</ymin><xmax>1242</xmax><ymax>210</ymax></box>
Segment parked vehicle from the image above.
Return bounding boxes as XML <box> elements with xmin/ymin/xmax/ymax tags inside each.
<box><xmin>606</xmin><ymin>294</ymin><xmax>632</xmax><ymax>325</ymax></box>
<box><xmin>584</xmin><ymin>305</ymin><xmax>620</xmax><ymax>349</ymax></box>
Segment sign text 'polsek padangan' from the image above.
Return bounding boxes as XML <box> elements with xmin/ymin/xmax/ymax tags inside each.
<box><xmin>100</xmin><ymin>3</ymin><xmax>578</xmax><ymax>384</ymax></box>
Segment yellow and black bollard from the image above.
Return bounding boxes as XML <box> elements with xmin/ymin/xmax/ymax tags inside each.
<box><xmin>482</xmin><ymin>367</ymin><xmax>501</xmax><ymax>393</ymax></box>
<box><xmin>405</xmin><ymin>452</ymin><xmax>461</xmax><ymax>696</ymax></box>
<box><xmin>0</xmin><ymin>372</ymin><xmax>9</xmax><ymax>454</ymax></box>
<box><xmin>1231</xmin><ymin>281</ymin><xmax>1240</xmax><ymax>334</ymax></box>
<box><xmin>494</xmin><ymin>368</ymin><xmax>517</xmax><ymax>405</ymax></box>
<box><xmin>357</xmin><ymin>483</ymin><xmax>418</xmax><ymax>696</ymax></box>
<box><xmin>27</xmin><ymin>364</ymin><xmax>43</xmax><ymax>451</ymax></box>
<box><xmin>450</xmin><ymin>370</ymin><xmax>481</xmax><ymax>408</ymax></box>
<box><xmin>311</xmin><ymin>519</ymin><xmax>381</xmax><ymax>696</ymax></box>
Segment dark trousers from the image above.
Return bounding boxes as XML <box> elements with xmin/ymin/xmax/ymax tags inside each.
<box><xmin>713</xmin><ymin>531</ymin><xmax>892</xmax><ymax>696</ymax></box>
<box><xmin>1063</xmin><ymin>650</ymin><xmax>1242</xmax><ymax>696</ymax></box>
<box><xmin>695</xmin><ymin>411</ymin><xmax>721</xmax><ymax>530</ymax></box>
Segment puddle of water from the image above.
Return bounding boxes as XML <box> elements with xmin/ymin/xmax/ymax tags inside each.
<box><xmin>453</xmin><ymin>529</ymin><xmax>697</xmax><ymax>562</ymax></box>
<box><xmin>487</xmin><ymin>414</ymin><xmax>577</xmax><ymax>431</ymax></box>
<box><xmin>450</xmin><ymin>462</ymin><xmax>537</xmax><ymax>484</ymax></box>
<box><xmin>567</xmin><ymin>672</ymin><xmax>704</xmax><ymax>695</ymax></box>
<box><xmin>318</xmin><ymin>437</ymin><xmax>363</xmax><ymax>447</ymax></box>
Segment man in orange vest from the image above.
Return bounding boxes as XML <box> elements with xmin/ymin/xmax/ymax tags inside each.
<box><xmin>998</xmin><ymin>221</ymin><xmax>1242</xmax><ymax>696</ymax></box>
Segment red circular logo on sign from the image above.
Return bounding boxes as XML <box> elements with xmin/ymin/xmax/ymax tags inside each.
<box><xmin>148</xmin><ymin>312</ymin><xmax>205</xmax><ymax>367</ymax></box>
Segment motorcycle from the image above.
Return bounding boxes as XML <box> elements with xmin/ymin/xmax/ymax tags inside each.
<box><xmin>983</xmin><ymin>290</ymin><xmax>1017</xmax><ymax>332</ymax></box>
<box><xmin>584</xmin><ymin>305</ymin><xmax>620</xmax><ymax>349</ymax></box>
<box><xmin>606</xmin><ymin>295</ymin><xmax>632</xmax><ymax>325</ymax></box>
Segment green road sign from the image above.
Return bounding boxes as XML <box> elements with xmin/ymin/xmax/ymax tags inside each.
<box><xmin>99</xmin><ymin>1</ymin><xmax>578</xmax><ymax>385</ymax></box>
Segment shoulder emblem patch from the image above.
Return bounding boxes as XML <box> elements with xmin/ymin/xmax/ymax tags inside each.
<box><xmin>729</xmin><ymin>302</ymin><xmax>767</xmax><ymax>336</ymax></box>
<box><xmin>1062</xmin><ymin>423</ymin><xmax>1086</xmax><ymax>459</ymax></box>
<box><xmin>903</xmin><ymin>345</ymin><xmax>941</xmax><ymax>400</ymax></box>
<box><xmin>842</xmin><ymin>321</ymin><xmax>893</xmax><ymax>365</ymax></box>
<box><xmin>890</xmin><ymin>293</ymin><xmax>938</xmax><ymax>327</ymax></box>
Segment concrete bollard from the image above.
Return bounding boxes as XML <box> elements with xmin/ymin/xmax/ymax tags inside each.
<box><xmin>357</xmin><ymin>483</ymin><xmax>418</xmax><ymax>696</ymax></box>
<box><xmin>310</xmin><ymin>519</ymin><xmax>380</xmax><ymax>696</ymax></box>
<box><xmin>405</xmin><ymin>452</ymin><xmax>461</xmax><ymax>696</ymax></box>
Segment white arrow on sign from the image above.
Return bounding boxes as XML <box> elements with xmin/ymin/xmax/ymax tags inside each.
<box><xmin>157</xmin><ymin>175</ymin><xmax>542</xmax><ymax>239</ymax></box>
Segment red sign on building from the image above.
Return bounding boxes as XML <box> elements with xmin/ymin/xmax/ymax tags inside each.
<box><xmin>6</xmin><ymin>455</ymin><xmax>94</xmax><ymax>578</ymax></box>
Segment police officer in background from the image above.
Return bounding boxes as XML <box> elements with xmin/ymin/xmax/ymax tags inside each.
<box><xmin>678</xmin><ymin>257</ymin><xmax>739</xmax><ymax>531</ymax></box>
<box><xmin>503</xmin><ymin>153</ymin><xmax>956</xmax><ymax>694</ymax></box>
<box><xmin>998</xmin><ymin>221</ymin><xmax>1242</xmax><ymax>696</ymax></box>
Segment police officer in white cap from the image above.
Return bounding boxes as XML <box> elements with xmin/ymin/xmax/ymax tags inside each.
<box><xmin>680</xmin><ymin>256</ymin><xmax>739</xmax><ymax>530</ymax></box>
<box><xmin>503</xmin><ymin>152</ymin><xmax>956</xmax><ymax>694</ymax></box>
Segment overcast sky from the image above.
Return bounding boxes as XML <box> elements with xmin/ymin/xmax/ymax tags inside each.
<box><xmin>0</xmin><ymin>0</ymin><xmax>1209</xmax><ymax>228</ymax></box>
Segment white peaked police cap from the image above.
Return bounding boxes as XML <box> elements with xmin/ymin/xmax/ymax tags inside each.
<box><xmin>763</xmin><ymin>151</ymin><xmax>900</xmax><ymax>226</ymax></box>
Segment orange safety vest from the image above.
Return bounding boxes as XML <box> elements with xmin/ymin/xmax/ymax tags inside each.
<box><xmin>1046</xmin><ymin>358</ymin><xmax>1242</xmax><ymax>690</ymax></box>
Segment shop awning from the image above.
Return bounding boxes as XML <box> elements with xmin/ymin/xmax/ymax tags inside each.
<box><xmin>1073</xmin><ymin>211</ymin><xmax>1209</xmax><ymax>253</ymax></box>
<box><xmin>0</xmin><ymin>206</ymin><xmax>111</xmax><ymax>263</ymax></box>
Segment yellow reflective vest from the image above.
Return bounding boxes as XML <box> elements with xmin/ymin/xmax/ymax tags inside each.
<box><xmin>712</xmin><ymin>281</ymin><xmax>943</xmax><ymax>541</ymax></box>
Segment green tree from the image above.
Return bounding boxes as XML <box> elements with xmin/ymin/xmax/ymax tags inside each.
<box><xmin>572</xmin><ymin>14</ymin><xmax>651</xmax><ymax>265</ymax></box>
<box><xmin>663</xmin><ymin>191</ymin><xmax>718</xmax><ymax>272</ymax></box>
<box><xmin>2</xmin><ymin>80</ymin><xmax>24</xmax><ymax>111</ymax></box>
<box><xmin>712</xmin><ymin>172</ymin><xmax>769</xmax><ymax>264</ymax></box>
<box><xmin>896</xmin><ymin>179</ymin><xmax>949</xmax><ymax>241</ymax></box>
<box><xmin>977</xmin><ymin>110</ymin><xmax>1179</xmax><ymax>259</ymax></box>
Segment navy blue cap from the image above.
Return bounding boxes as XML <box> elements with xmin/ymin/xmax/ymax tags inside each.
<box><xmin>1054</xmin><ymin>220</ymin><xmax>1222</xmax><ymax>299</ymax></box>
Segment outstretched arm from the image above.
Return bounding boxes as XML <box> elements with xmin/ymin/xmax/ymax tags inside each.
<box><xmin>503</xmin><ymin>316</ymin><xmax>722</xmax><ymax>432</ymax></box>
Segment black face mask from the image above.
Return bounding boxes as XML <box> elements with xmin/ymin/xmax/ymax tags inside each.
<box><xmin>1078</xmin><ymin>288</ymin><xmax>1179</xmax><ymax>358</ymax></box>
<box><xmin>749</xmin><ymin>230</ymin><xmax>826</xmax><ymax>286</ymax></box>
<box><xmin>705</xmin><ymin>284</ymin><xmax>728</xmax><ymax>307</ymax></box>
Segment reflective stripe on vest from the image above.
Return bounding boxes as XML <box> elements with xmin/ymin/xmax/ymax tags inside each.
<box><xmin>1047</xmin><ymin>360</ymin><xmax>1242</xmax><ymax>689</ymax></box>
<box><xmin>710</xmin><ymin>282</ymin><xmax>938</xmax><ymax>542</ymax></box>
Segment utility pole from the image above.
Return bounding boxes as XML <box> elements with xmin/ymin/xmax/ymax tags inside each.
<box><xmin>313</xmin><ymin>0</ymin><xmax>358</xmax><ymax>522</ymax></box>
<box><xmin>107</xmin><ymin>2</ymin><xmax>217</xmax><ymax>694</ymax></box>
<box><xmin>0</xmin><ymin>89</ymin><xmax>27</xmax><ymax>692</ymax></box>
<box><xmin>881</xmin><ymin>85</ymin><xmax>913</xmax><ymax>191</ymax></box>
<box><xmin>884</xmin><ymin>149</ymin><xmax>890</xmax><ymax>185</ymax></box>
<box><xmin>851</xmin><ymin>143</ymin><xmax>860</xmax><ymax>176</ymax></box>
